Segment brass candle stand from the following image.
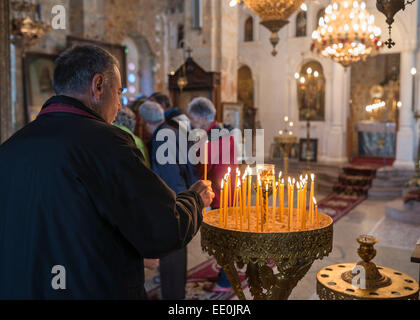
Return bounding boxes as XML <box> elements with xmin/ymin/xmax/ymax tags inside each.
<box><xmin>201</xmin><ymin>208</ymin><xmax>333</xmax><ymax>300</ymax></box>
<box><xmin>317</xmin><ymin>235</ymin><xmax>419</xmax><ymax>300</ymax></box>
<box><xmin>275</xmin><ymin>135</ymin><xmax>298</xmax><ymax>179</ymax></box>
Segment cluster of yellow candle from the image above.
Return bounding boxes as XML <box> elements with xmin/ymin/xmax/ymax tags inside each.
<box><xmin>219</xmin><ymin>167</ymin><xmax>320</xmax><ymax>232</ymax></box>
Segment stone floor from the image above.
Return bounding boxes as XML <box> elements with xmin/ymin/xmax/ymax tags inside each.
<box><xmin>145</xmin><ymin>191</ymin><xmax>420</xmax><ymax>300</ymax></box>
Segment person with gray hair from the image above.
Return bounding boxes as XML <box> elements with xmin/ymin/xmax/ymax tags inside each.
<box><xmin>139</xmin><ymin>100</ymin><xmax>199</xmax><ymax>300</ymax></box>
<box><xmin>114</xmin><ymin>107</ymin><xmax>150</xmax><ymax>168</ymax></box>
<box><xmin>0</xmin><ymin>44</ymin><xmax>214</xmax><ymax>300</ymax></box>
<box><xmin>187</xmin><ymin>97</ymin><xmax>216</xmax><ymax>129</ymax></box>
<box><xmin>187</xmin><ymin>96</ymin><xmax>238</xmax><ymax>293</ymax></box>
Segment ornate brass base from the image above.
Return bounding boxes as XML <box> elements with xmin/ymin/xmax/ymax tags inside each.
<box><xmin>317</xmin><ymin>235</ymin><xmax>420</xmax><ymax>300</ymax></box>
<box><xmin>317</xmin><ymin>264</ymin><xmax>419</xmax><ymax>300</ymax></box>
<box><xmin>201</xmin><ymin>208</ymin><xmax>333</xmax><ymax>300</ymax></box>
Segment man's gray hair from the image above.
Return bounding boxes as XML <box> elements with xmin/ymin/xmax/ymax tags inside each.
<box><xmin>114</xmin><ymin>108</ymin><xmax>136</xmax><ymax>132</ymax></box>
<box><xmin>187</xmin><ymin>97</ymin><xmax>216</xmax><ymax>122</ymax></box>
<box><xmin>53</xmin><ymin>45</ymin><xmax>119</xmax><ymax>95</ymax></box>
<box><xmin>138</xmin><ymin>101</ymin><xmax>164</xmax><ymax>124</ymax></box>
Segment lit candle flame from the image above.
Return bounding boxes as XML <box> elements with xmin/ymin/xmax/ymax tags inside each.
<box><xmin>281</xmin><ymin>178</ymin><xmax>284</xmax><ymax>184</ymax></box>
<box><xmin>279</xmin><ymin>171</ymin><xmax>282</xmax><ymax>179</ymax></box>
<box><xmin>311</xmin><ymin>173</ymin><xmax>315</xmax><ymax>181</ymax></box>
<box><xmin>313</xmin><ymin>197</ymin><xmax>317</xmax><ymax>205</ymax></box>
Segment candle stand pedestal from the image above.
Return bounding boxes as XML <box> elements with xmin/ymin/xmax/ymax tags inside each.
<box><xmin>275</xmin><ymin>136</ymin><xmax>298</xmax><ymax>178</ymax></box>
<box><xmin>201</xmin><ymin>208</ymin><xmax>333</xmax><ymax>300</ymax></box>
<box><xmin>317</xmin><ymin>235</ymin><xmax>419</xmax><ymax>300</ymax></box>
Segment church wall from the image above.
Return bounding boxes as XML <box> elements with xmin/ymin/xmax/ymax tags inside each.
<box><xmin>237</xmin><ymin>0</ymin><xmax>419</xmax><ymax>165</ymax></box>
<box><xmin>11</xmin><ymin>0</ymin><xmax>168</xmax><ymax>133</ymax></box>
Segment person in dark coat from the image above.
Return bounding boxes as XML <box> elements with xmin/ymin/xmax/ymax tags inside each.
<box><xmin>0</xmin><ymin>45</ymin><xmax>214</xmax><ymax>300</ymax></box>
<box><xmin>149</xmin><ymin>92</ymin><xmax>191</xmax><ymax>131</ymax></box>
<box><xmin>139</xmin><ymin>100</ymin><xmax>199</xmax><ymax>300</ymax></box>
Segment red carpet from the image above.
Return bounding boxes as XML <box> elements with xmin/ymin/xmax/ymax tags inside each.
<box><xmin>350</xmin><ymin>157</ymin><xmax>394</xmax><ymax>169</ymax></box>
<box><xmin>146</xmin><ymin>257</ymin><xmax>247</xmax><ymax>300</ymax></box>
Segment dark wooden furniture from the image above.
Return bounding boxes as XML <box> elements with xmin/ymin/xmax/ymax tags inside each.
<box><xmin>168</xmin><ymin>57</ymin><xmax>222</xmax><ymax>122</ymax></box>
<box><xmin>412</xmin><ymin>238</ymin><xmax>420</xmax><ymax>282</ymax></box>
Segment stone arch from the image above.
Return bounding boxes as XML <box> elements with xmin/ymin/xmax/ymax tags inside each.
<box><xmin>126</xmin><ymin>33</ymin><xmax>156</xmax><ymax>97</ymax></box>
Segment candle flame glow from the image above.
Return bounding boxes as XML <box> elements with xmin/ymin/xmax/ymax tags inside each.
<box><xmin>313</xmin><ymin>197</ymin><xmax>317</xmax><ymax>205</ymax></box>
<box><xmin>311</xmin><ymin>173</ymin><xmax>315</xmax><ymax>181</ymax></box>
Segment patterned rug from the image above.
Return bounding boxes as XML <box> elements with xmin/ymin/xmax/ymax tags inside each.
<box><xmin>317</xmin><ymin>193</ymin><xmax>367</xmax><ymax>223</ymax></box>
<box><xmin>146</xmin><ymin>257</ymin><xmax>248</xmax><ymax>300</ymax></box>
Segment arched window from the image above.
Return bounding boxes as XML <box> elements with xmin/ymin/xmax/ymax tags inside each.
<box><xmin>177</xmin><ymin>24</ymin><xmax>184</xmax><ymax>48</ymax></box>
<box><xmin>237</xmin><ymin>65</ymin><xmax>255</xmax><ymax>131</ymax></box>
<box><xmin>244</xmin><ymin>16</ymin><xmax>254</xmax><ymax>42</ymax></box>
<box><xmin>296</xmin><ymin>11</ymin><xmax>307</xmax><ymax>37</ymax></box>
<box><xmin>315</xmin><ymin>8</ymin><xmax>325</xmax><ymax>31</ymax></box>
<box><xmin>296</xmin><ymin>61</ymin><xmax>325</xmax><ymax>121</ymax></box>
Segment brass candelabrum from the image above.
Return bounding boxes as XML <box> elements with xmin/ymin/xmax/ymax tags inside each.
<box><xmin>201</xmin><ymin>208</ymin><xmax>333</xmax><ymax>300</ymax></box>
<box><xmin>317</xmin><ymin>235</ymin><xmax>419</xmax><ymax>300</ymax></box>
<box><xmin>275</xmin><ymin>118</ymin><xmax>297</xmax><ymax>178</ymax></box>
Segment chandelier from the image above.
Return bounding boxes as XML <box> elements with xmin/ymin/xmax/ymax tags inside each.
<box><xmin>10</xmin><ymin>0</ymin><xmax>51</xmax><ymax>53</ymax></box>
<box><xmin>376</xmin><ymin>0</ymin><xmax>416</xmax><ymax>48</ymax></box>
<box><xmin>234</xmin><ymin>0</ymin><xmax>305</xmax><ymax>56</ymax></box>
<box><xmin>311</xmin><ymin>1</ymin><xmax>383</xmax><ymax>68</ymax></box>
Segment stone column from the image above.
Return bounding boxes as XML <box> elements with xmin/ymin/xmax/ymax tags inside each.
<box><xmin>325</xmin><ymin>62</ymin><xmax>349</xmax><ymax>164</ymax></box>
<box><xmin>0</xmin><ymin>0</ymin><xmax>12</xmax><ymax>143</ymax></box>
<box><xmin>220</xmin><ymin>1</ymin><xmax>238</xmax><ymax>103</ymax></box>
<box><xmin>394</xmin><ymin>50</ymin><xmax>415</xmax><ymax>169</ymax></box>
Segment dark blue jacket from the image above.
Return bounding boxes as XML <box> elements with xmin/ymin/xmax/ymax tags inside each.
<box><xmin>150</xmin><ymin>122</ymin><xmax>198</xmax><ymax>194</ymax></box>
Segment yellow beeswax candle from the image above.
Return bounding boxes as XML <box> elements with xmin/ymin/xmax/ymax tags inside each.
<box><xmin>224</xmin><ymin>178</ymin><xmax>228</xmax><ymax>228</ymax></box>
<box><xmin>219</xmin><ymin>180</ymin><xmax>224</xmax><ymax>227</ymax></box>
<box><xmin>289</xmin><ymin>181</ymin><xmax>294</xmax><ymax>231</ymax></box>
<box><xmin>314</xmin><ymin>197</ymin><xmax>319</xmax><ymax>228</ymax></box>
<box><xmin>280</xmin><ymin>179</ymin><xmax>284</xmax><ymax>221</ymax></box>
<box><xmin>273</xmin><ymin>181</ymin><xmax>277</xmax><ymax>223</ymax></box>
<box><xmin>204</xmin><ymin>141</ymin><xmax>208</xmax><ymax>181</ymax></box>
<box><xmin>265</xmin><ymin>184</ymin><xmax>269</xmax><ymax>231</ymax></box>
<box><xmin>310</xmin><ymin>174</ymin><xmax>315</xmax><ymax>225</ymax></box>
<box><xmin>260</xmin><ymin>183</ymin><xmax>263</xmax><ymax>232</ymax></box>
<box><xmin>296</xmin><ymin>183</ymin><xmax>301</xmax><ymax>230</ymax></box>
<box><xmin>238</xmin><ymin>181</ymin><xmax>242</xmax><ymax>231</ymax></box>
<box><xmin>256</xmin><ymin>179</ymin><xmax>260</xmax><ymax>232</ymax></box>
<box><xmin>247</xmin><ymin>169</ymin><xmax>251</xmax><ymax>230</ymax></box>
<box><xmin>228</xmin><ymin>167</ymin><xmax>232</xmax><ymax>207</ymax></box>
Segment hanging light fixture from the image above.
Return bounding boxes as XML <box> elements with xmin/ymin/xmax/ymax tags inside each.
<box><xmin>376</xmin><ymin>0</ymin><xmax>416</xmax><ymax>48</ymax></box>
<box><xmin>10</xmin><ymin>0</ymin><xmax>50</xmax><ymax>54</ymax></box>
<box><xmin>232</xmin><ymin>0</ymin><xmax>305</xmax><ymax>56</ymax></box>
<box><xmin>311</xmin><ymin>1</ymin><xmax>383</xmax><ymax>68</ymax></box>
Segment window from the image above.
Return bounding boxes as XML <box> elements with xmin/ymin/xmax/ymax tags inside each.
<box><xmin>177</xmin><ymin>24</ymin><xmax>184</xmax><ymax>48</ymax></box>
<box><xmin>315</xmin><ymin>8</ymin><xmax>325</xmax><ymax>31</ymax></box>
<box><xmin>244</xmin><ymin>16</ymin><xmax>254</xmax><ymax>42</ymax></box>
<box><xmin>296</xmin><ymin>11</ymin><xmax>307</xmax><ymax>37</ymax></box>
<box><xmin>296</xmin><ymin>61</ymin><xmax>325</xmax><ymax>121</ymax></box>
<box><xmin>191</xmin><ymin>0</ymin><xmax>202</xmax><ymax>30</ymax></box>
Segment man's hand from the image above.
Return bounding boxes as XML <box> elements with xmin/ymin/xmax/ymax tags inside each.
<box><xmin>189</xmin><ymin>180</ymin><xmax>215</xmax><ymax>208</ymax></box>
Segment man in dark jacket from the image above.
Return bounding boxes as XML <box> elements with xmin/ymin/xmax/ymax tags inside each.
<box><xmin>149</xmin><ymin>92</ymin><xmax>191</xmax><ymax>131</ymax></box>
<box><xmin>0</xmin><ymin>45</ymin><xmax>214</xmax><ymax>300</ymax></box>
<box><xmin>139</xmin><ymin>100</ymin><xmax>198</xmax><ymax>300</ymax></box>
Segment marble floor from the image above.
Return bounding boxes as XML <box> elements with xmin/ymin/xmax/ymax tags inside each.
<box><xmin>146</xmin><ymin>190</ymin><xmax>420</xmax><ymax>300</ymax></box>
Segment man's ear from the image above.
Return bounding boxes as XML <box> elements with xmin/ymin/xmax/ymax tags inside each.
<box><xmin>91</xmin><ymin>74</ymin><xmax>105</xmax><ymax>100</ymax></box>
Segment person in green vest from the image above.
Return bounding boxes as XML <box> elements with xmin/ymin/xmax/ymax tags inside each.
<box><xmin>113</xmin><ymin>107</ymin><xmax>151</xmax><ymax>168</ymax></box>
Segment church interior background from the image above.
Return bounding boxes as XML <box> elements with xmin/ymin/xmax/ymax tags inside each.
<box><xmin>1</xmin><ymin>0</ymin><xmax>420</xmax><ymax>300</ymax></box>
